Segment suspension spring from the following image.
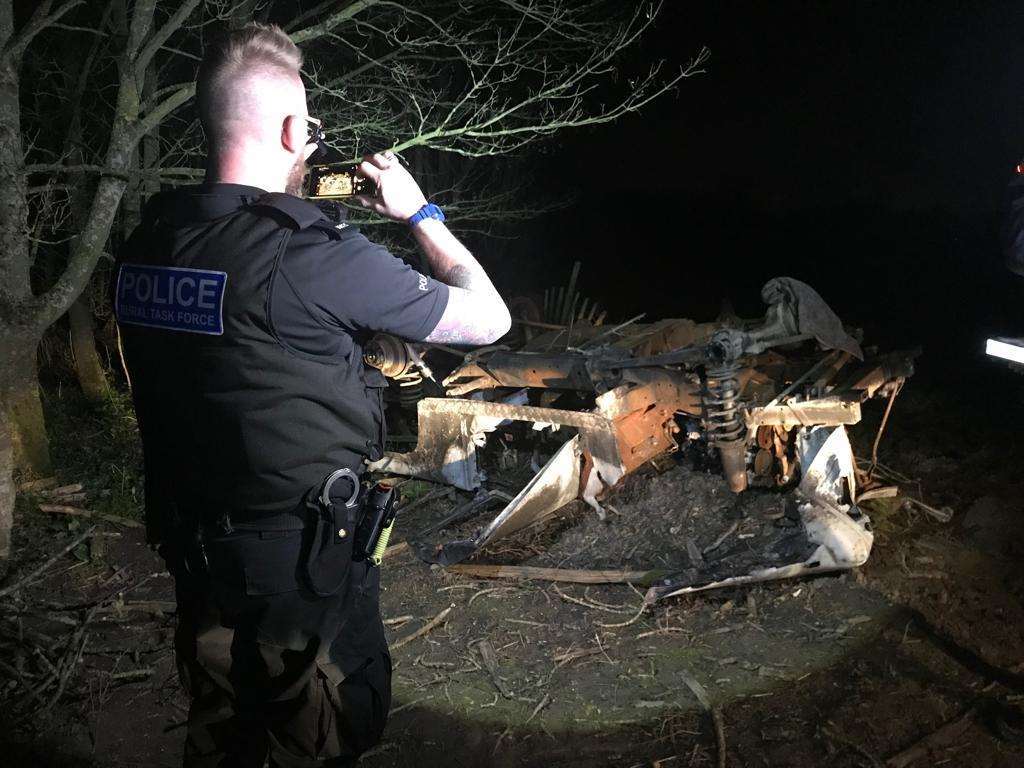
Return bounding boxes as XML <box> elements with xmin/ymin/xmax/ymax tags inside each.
<box><xmin>701</xmin><ymin>362</ymin><xmax>745</xmax><ymax>445</ymax></box>
<box><xmin>394</xmin><ymin>370</ymin><xmax>424</xmax><ymax>407</ymax></box>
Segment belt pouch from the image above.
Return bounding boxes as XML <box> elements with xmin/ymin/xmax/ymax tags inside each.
<box><xmin>304</xmin><ymin>486</ymin><xmax>359</xmax><ymax>597</ymax></box>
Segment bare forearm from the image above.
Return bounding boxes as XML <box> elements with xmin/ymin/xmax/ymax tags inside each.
<box><xmin>413</xmin><ymin>219</ymin><xmax>510</xmax><ymax>344</ymax></box>
<box><xmin>412</xmin><ymin>219</ymin><xmax>494</xmax><ymax>293</ymax></box>
<box><xmin>353</xmin><ymin>152</ymin><xmax>509</xmax><ymax>345</ymax></box>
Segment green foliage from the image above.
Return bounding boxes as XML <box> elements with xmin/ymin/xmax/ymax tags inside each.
<box><xmin>397</xmin><ymin>479</ymin><xmax>439</xmax><ymax>502</ymax></box>
<box><xmin>43</xmin><ymin>386</ymin><xmax>144</xmax><ymax>522</ymax></box>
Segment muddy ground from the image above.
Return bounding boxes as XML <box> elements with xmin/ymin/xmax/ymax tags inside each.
<box><xmin>2</xmin><ymin>364</ymin><xmax>1024</xmax><ymax>767</ymax></box>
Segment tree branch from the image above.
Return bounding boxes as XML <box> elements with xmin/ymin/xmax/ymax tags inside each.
<box><xmin>135</xmin><ymin>0</ymin><xmax>202</xmax><ymax>76</ymax></box>
<box><xmin>291</xmin><ymin>0</ymin><xmax>380</xmax><ymax>44</ymax></box>
<box><xmin>132</xmin><ymin>83</ymin><xmax>196</xmax><ymax>143</ymax></box>
<box><xmin>4</xmin><ymin>0</ymin><xmax>84</xmax><ymax>63</ymax></box>
<box><xmin>125</xmin><ymin>0</ymin><xmax>157</xmax><ymax>61</ymax></box>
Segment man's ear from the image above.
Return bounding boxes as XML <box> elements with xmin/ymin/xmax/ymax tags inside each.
<box><xmin>282</xmin><ymin>114</ymin><xmax>306</xmax><ymax>154</ymax></box>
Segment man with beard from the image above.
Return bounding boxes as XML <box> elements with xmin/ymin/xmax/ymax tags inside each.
<box><xmin>115</xmin><ymin>22</ymin><xmax>509</xmax><ymax>767</ymax></box>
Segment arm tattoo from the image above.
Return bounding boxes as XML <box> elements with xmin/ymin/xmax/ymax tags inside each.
<box><xmin>417</xmin><ymin>225</ymin><xmax>509</xmax><ymax>345</ymax></box>
<box><xmin>425</xmin><ymin>264</ymin><xmax>509</xmax><ymax>345</ymax></box>
<box><xmin>437</xmin><ymin>263</ymin><xmax>482</xmax><ymax>290</ymax></box>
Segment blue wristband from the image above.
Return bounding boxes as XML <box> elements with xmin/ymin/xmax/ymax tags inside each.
<box><xmin>408</xmin><ymin>203</ymin><xmax>445</xmax><ymax>227</ymax></box>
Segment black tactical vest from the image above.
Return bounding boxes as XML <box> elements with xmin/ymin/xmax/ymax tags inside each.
<box><xmin>116</xmin><ymin>188</ymin><xmax>385</xmax><ymax>530</ymax></box>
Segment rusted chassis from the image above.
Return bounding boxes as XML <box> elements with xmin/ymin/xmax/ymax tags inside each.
<box><xmin>370</xmin><ymin>348</ymin><xmax>913</xmax><ymax>568</ymax></box>
<box><xmin>370</xmin><ymin>279</ymin><xmax>916</xmax><ymax>586</ymax></box>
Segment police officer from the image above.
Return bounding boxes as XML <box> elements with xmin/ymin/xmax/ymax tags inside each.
<box><xmin>115</xmin><ymin>22</ymin><xmax>510</xmax><ymax>767</ymax></box>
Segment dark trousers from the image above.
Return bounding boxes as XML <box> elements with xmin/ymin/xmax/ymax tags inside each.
<box><xmin>172</xmin><ymin>524</ymin><xmax>391</xmax><ymax>767</ymax></box>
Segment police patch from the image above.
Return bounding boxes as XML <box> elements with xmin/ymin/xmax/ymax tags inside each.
<box><xmin>115</xmin><ymin>264</ymin><xmax>227</xmax><ymax>335</ymax></box>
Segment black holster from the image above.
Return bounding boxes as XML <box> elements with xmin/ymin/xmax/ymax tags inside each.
<box><xmin>303</xmin><ymin>469</ymin><xmax>363</xmax><ymax>597</ymax></box>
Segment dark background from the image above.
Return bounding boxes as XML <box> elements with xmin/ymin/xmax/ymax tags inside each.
<box><xmin>500</xmin><ymin>0</ymin><xmax>1024</xmax><ymax>376</ymax></box>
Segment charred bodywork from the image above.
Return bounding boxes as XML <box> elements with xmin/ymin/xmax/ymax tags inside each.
<box><xmin>368</xmin><ymin>278</ymin><xmax>917</xmax><ymax>599</ymax></box>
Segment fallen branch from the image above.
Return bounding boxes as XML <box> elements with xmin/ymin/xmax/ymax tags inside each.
<box><xmin>553</xmin><ymin>645</ymin><xmax>605</xmax><ymax>669</ymax></box>
<box><xmin>108</xmin><ymin>668</ymin><xmax>154</xmax><ymax>682</ymax></box>
<box><xmin>94</xmin><ymin>599</ymin><xmax>176</xmax><ymax>616</ymax></box>
<box><xmin>679</xmin><ymin>669</ymin><xmax>727</xmax><ymax>768</ymax></box>
<box><xmin>596</xmin><ymin>601</ymin><xmax>647</xmax><ymax>629</ymax></box>
<box><xmin>474</xmin><ymin>638</ymin><xmax>514</xmax><ymax>698</ymax></box>
<box><xmin>38</xmin><ymin>629</ymin><xmax>89</xmax><ymax>718</ymax></box>
<box><xmin>0</xmin><ymin>525</ymin><xmax>98</xmax><ymax>599</ymax></box>
<box><xmin>702</xmin><ymin>521</ymin><xmax>739</xmax><ymax>556</ymax></box>
<box><xmin>554</xmin><ymin>584</ymin><xmax>630</xmax><ymax>614</ymax></box>
<box><xmin>38</xmin><ymin>504</ymin><xmax>143</xmax><ymax>528</ymax></box>
<box><xmin>885</xmin><ymin>708</ymin><xmax>975</xmax><ymax>768</ymax></box>
<box><xmin>390</xmin><ymin>604</ymin><xmax>455</xmax><ymax>651</ymax></box>
<box><xmin>823</xmin><ymin>725</ymin><xmax>882</xmax><ymax>768</ymax></box>
<box><xmin>40</xmin><ymin>483</ymin><xmax>84</xmax><ymax>498</ymax></box>
<box><xmin>856</xmin><ymin>485</ymin><xmax>899</xmax><ymax>502</ymax></box>
<box><xmin>448</xmin><ymin>564</ymin><xmax>655</xmax><ymax>585</ymax></box>
<box><xmin>902</xmin><ymin>497</ymin><xmax>953</xmax><ymax>523</ymax></box>
<box><xmin>526</xmin><ymin>693</ymin><xmax>551</xmax><ymax>724</ymax></box>
<box><xmin>398</xmin><ymin>486</ymin><xmax>452</xmax><ymax>515</ymax></box>
<box><xmin>18</xmin><ymin>477</ymin><xmax>58</xmax><ymax>492</ymax></box>
<box><xmin>382</xmin><ymin>541</ymin><xmax>410</xmax><ymax>560</ymax></box>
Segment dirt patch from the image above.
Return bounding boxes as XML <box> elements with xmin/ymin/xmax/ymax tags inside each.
<box><xmin>531</xmin><ymin>461</ymin><xmax>812</xmax><ymax>577</ymax></box>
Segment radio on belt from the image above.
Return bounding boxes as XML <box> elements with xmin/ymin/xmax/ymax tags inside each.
<box><xmin>354</xmin><ymin>482</ymin><xmax>399</xmax><ymax>566</ymax></box>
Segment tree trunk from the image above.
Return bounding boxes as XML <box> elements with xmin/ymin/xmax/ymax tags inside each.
<box><xmin>0</xmin><ymin>330</ymin><xmax>49</xmax><ymax>570</ymax></box>
<box><xmin>0</xmin><ymin>409</ymin><xmax>12</xmax><ymax>569</ymax></box>
<box><xmin>1</xmin><ymin>333</ymin><xmax>51</xmax><ymax>475</ymax></box>
<box><xmin>68</xmin><ymin>294</ymin><xmax>109</xmax><ymax>403</ymax></box>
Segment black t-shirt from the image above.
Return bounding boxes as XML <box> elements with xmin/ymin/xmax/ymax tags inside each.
<box><xmin>174</xmin><ymin>184</ymin><xmax>449</xmax><ymax>354</ymax></box>
<box><xmin>271</xmin><ymin>209</ymin><xmax>449</xmax><ymax>354</ymax></box>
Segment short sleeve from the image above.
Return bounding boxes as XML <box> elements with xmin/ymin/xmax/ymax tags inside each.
<box><xmin>279</xmin><ymin>227</ymin><xmax>449</xmax><ymax>343</ymax></box>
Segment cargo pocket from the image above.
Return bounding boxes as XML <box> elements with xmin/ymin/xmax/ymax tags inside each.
<box><xmin>208</xmin><ymin>530</ymin><xmax>304</xmax><ymax>596</ymax></box>
<box><xmin>335</xmin><ymin>649</ymin><xmax>393</xmax><ymax>756</ymax></box>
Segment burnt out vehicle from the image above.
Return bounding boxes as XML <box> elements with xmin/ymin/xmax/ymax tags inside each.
<box><xmin>364</xmin><ymin>277</ymin><xmax>917</xmax><ymax>602</ymax></box>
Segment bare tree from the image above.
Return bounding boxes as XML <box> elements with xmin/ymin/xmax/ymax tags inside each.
<box><xmin>0</xmin><ymin>0</ymin><xmax>704</xmax><ymax>567</ymax></box>
<box><xmin>0</xmin><ymin>0</ymin><xmax>201</xmax><ymax>565</ymax></box>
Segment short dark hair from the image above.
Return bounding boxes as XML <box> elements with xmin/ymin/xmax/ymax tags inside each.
<box><xmin>197</xmin><ymin>23</ymin><xmax>303</xmax><ymax>146</ymax></box>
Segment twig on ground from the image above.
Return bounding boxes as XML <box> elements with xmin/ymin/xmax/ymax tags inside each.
<box><xmin>383</xmin><ymin>614</ymin><xmax>414</xmax><ymax>627</ymax></box>
<box><xmin>552</xmin><ymin>645</ymin><xmax>605</xmax><ymax>669</ymax></box>
<box><xmin>37</xmin><ymin>504</ymin><xmax>143</xmax><ymax>528</ymax></box>
<box><xmin>0</xmin><ymin>525</ymin><xmax>98</xmax><ymax>599</ymax></box>
<box><xmin>389</xmin><ymin>696</ymin><xmax>430</xmax><ymax>715</ymax></box>
<box><xmin>703</xmin><ymin>521</ymin><xmax>739</xmax><ymax>556</ymax></box>
<box><xmin>447</xmin><ymin>563</ymin><xmax>654</xmax><ymax>585</ymax></box>
<box><xmin>398</xmin><ymin>486</ymin><xmax>452</xmax><ymax>515</ymax></box>
<box><xmin>94</xmin><ymin>600</ymin><xmax>176</xmax><ymax>616</ymax></box>
<box><xmin>468</xmin><ymin>586</ymin><xmax>518</xmax><ymax>607</ymax></box>
<box><xmin>885</xmin><ymin>708</ymin><xmax>975</xmax><ymax>768</ymax></box>
<box><xmin>822</xmin><ymin>724</ymin><xmax>882</xmax><ymax>768</ymax></box>
<box><xmin>40</xmin><ymin>484</ymin><xmax>84</xmax><ymax>498</ymax></box>
<box><xmin>390</xmin><ymin>604</ymin><xmax>455</xmax><ymax>651</ymax></box>
<box><xmin>18</xmin><ymin>477</ymin><xmax>58</xmax><ymax>492</ymax></box>
<box><xmin>107</xmin><ymin>668</ymin><xmax>154</xmax><ymax>682</ymax></box>
<box><xmin>596</xmin><ymin>600</ymin><xmax>647</xmax><ymax>629</ymax></box>
<box><xmin>474</xmin><ymin>638</ymin><xmax>514</xmax><ymax>698</ymax></box>
<box><xmin>902</xmin><ymin>497</ymin><xmax>953</xmax><ymax>523</ymax></box>
<box><xmin>525</xmin><ymin>693</ymin><xmax>551</xmax><ymax>724</ymax></box>
<box><xmin>554</xmin><ymin>584</ymin><xmax>634</xmax><ymax>614</ymax></box>
<box><xmin>679</xmin><ymin>669</ymin><xmax>727</xmax><ymax>768</ymax></box>
<box><xmin>37</xmin><ymin>626</ymin><xmax>90</xmax><ymax>718</ymax></box>
<box><xmin>382</xmin><ymin>541</ymin><xmax>409</xmax><ymax>560</ymax></box>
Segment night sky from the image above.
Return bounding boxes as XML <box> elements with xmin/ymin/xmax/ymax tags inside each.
<box><xmin>502</xmin><ymin>1</ymin><xmax>1024</xmax><ymax>367</ymax></box>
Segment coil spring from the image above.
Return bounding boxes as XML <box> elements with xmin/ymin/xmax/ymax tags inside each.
<box><xmin>394</xmin><ymin>370</ymin><xmax>424</xmax><ymax>407</ymax></box>
<box><xmin>701</xmin><ymin>362</ymin><xmax>745</xmax><ymax>445</ymax></box>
